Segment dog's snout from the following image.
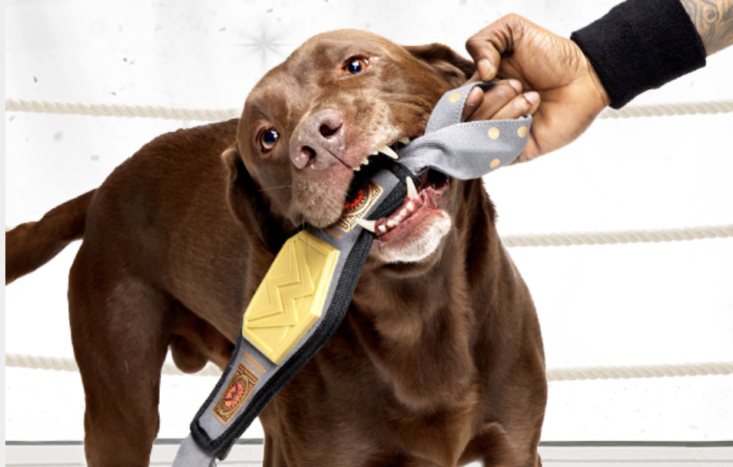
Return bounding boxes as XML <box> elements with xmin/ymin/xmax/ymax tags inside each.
<box><xmin>291</xmin><ymin>109</ymin><xmax>346</xmax><ymax>170</ymax></box>
<box><xmin>318</xmin><ymin>110</ymin><xmax>343</xmax><ymax>137</ymax></box>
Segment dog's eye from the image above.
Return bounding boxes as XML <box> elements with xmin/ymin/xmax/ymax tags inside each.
<box><xmin>343</xmin><ymin>57</ymin><xmax>369</xmax><ymax>76</ymax></box>
<box><xmin>260</xmin><ymin>129</ymin><xmax>279</xmax><ymax>152</ymax></box>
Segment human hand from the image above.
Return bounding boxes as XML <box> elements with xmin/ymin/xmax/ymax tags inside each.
<box><xmin>461</xmin><ymin>79</ymin><xmax>540</xmax><ymax>123</ymax></box>
<box><xmin>465</xmin><ymin>14</ymin><xmax>611</xmax><ymax>162</ymax></box>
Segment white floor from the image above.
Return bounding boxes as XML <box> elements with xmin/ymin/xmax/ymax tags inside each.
<box><xmin>6</xmin><ymin>441</ymin><xmax>733</xmax><ymax>466</ymax></box>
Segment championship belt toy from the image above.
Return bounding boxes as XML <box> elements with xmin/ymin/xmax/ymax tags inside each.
<box><xmin>172</xmin><ymin>81</ymin><xmax>532</xmax><ymax>466</ymax></box>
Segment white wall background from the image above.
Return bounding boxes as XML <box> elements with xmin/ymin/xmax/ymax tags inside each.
<box><xmin>5</xmin><ymin>0</ymin><xmax>733</xmax><ymax>443</ymax></box>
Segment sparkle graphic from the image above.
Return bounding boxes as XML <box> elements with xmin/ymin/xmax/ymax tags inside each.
<box><xmin>238</xmin><ymin>28</ymin><xmax>289</xmax><ymax>69</ymax></box>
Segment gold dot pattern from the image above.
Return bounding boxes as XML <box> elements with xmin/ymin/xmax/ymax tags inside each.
<box><xmin>490</xmin><ymin>158</ymin><xmax>501</xmax><ymax>169</ymax></box>
<box><xmin>488</xmin><ymin>127</ymin><xmax>500</xmax><ymax>140</ymax></box>
<box><xmin>449</xmin><ymin>92</ymin><xmax>461</xmax><ymax>103</ymax></box>
<box><xmin>517</xmin><ymin>126</ymin><xmax>528</xmax><ymax>138</ymax></box>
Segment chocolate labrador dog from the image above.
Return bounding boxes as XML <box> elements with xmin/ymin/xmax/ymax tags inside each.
<box><xmin>6</xmin><ymin>30</ymin><xmax>546</xmax><ymax>466</ymax></box>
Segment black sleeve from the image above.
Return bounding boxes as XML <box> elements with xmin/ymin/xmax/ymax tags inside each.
<box><xmin>570</xmin><ymin>0</ymin><xmax>706</xmax><ymax>109</ymax></box>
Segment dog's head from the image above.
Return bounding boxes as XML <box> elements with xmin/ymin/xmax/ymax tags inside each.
<box><xmin>224</xmin><ymin>29</ymin><xmax>477</xmax><ymax>266</ymax></box>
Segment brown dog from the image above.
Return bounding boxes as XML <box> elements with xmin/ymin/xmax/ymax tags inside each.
<box><xmin>6</xmin><ymin>30</ymin><xmax>546</xmax><ymax>466</ymax></box>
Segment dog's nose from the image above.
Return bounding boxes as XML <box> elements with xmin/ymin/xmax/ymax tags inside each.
<box><xmin>290</xmin><ymin>109</ymin><xmax>346</xmax><ymax>170</ymax></box>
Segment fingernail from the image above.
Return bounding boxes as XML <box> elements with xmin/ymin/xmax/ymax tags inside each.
<box><xmin>509</xmin><ymin>80</ymin><xmax>522</xmax><ymax>94</ymax></box>
<box><xmin>524</xmin><ymin>91</ymin><xmax>540</xmax><ymax>105</ymax></box>
<box><xmin>465</xmin><ymin>87</ymin><xmax>483</xmax><ymax>107</ymax></box>
<box><xmin>478</xmin><ymin>59</ymin><xmax>493</xmax><ymax>81</ymax></box>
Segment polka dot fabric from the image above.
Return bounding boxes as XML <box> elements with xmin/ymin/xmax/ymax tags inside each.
<box><xmin>399</xmin><ymin>81</ymin><xmax>531</xmax><ymax>180</ymax></box>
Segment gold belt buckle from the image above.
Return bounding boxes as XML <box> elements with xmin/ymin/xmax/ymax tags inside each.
<box><xmin>241</xmin><ymin>230</ymin><xmax>340</xmax><ymax>364</ymax></box>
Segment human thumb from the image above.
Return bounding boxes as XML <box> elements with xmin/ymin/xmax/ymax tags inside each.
<box><xmin>465</xmin><ymin>14</ymin><xmax>527</xmax><ymax>81</ymax></box>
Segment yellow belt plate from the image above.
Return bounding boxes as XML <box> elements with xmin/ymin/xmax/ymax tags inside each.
<box><xmin>242</xmin><ymin>230</ymin><xmax>340</xmax><ymax>364</ymax></box>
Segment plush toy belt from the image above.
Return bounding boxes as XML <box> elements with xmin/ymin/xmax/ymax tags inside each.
<box><xmin>172</xmin><ymin>81</ymin><xmax>532</xmax><ymax>466</ymax></box>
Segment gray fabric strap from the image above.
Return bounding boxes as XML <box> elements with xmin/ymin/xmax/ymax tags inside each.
<box><xmin>172</xmin><ymin>436</ymin><xmax>218</xmax><ymax>467</ymax></box>
<box><xmin>399</xmin><ymin>81</ymin><xmax>531</xmax><ymax>179</ymax></box>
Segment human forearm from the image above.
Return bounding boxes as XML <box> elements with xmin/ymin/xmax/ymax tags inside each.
<box><xmin>680</xmin><ymin>0</ymin><xmax>733</xmax><ymax>54</ymax></box>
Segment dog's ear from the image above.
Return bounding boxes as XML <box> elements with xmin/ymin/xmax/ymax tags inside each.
<box><xmin>404</xmin><ymin>43</ymin><xmax>476</xmax><ymax>88</ymax></box>
<box><xmin>222</xmin><ymin>145</ymin><xmax>287</xmax><ymax>251</ymax></box>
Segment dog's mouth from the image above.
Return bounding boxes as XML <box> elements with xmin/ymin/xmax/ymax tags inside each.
<box><xmin>352</xmin><ymin>137</ymin><xmax>412</xmax><ymax>171</ymax></box>
<box><xmin>344</xmin><ymin>138</ymin><xmax>453</xmax><ymax>264</ymax></box>
<box><xmin>373</xmin><ymin>170</ymin><xmax>449</xmax><ymax>240</ymax></box>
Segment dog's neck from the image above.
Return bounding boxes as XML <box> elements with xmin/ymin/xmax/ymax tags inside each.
<box><xmin>349</xmin><ymin>180</ymin><xmax>504</xmax><ymax>410</ymax></box>
<box><xmin>241</xmin><ymin>181</ymin><xmax>506</xmax><ymax>410</ymax></box>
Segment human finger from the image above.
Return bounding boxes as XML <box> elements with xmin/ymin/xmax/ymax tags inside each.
<box><xmin>463</xmin><ymin>80</ymin><xmax>521</xmax><ymax>122</ymax></box>
<box><xmin>461</xmin><ymin>86</ymin><xmax>484</xmax><ymax>121</ymax></box>
<box><xmin>490</xmin><ymin>91</ymin><xmax>540</xmax><ymax>120</ymax></box>
<box><xmin>465</xmin><ymin>14</ymin><xmax>528</xmax><ymax>81</ymax></box>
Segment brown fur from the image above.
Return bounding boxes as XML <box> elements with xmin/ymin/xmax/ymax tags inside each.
<box><xmin>5</xmin><ymin>30</ymin><xmax>546</xmax><ymax>467</ymax></box>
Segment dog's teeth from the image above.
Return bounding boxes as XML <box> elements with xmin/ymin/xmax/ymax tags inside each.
<box><xmin>407</xmin><ymin>201</ymin><xmax>415</xmax><ymax>211</ymax></box>
<box><xmin>406</xmin><ymin>177</ymin><xmax>418</xmax><ymax>199</ymax></box>
<box><xmin>398</xmin><ymin>137</ymin><xmax>410</xmax><ymax>145</ymax></box>
<box><xmin>354</xmin><ymin>166</ymin><xmax>360</xmax><ymax>172</ymax></box>
<box><xmin>378</xmin><ymin>225</ymin><xmax>387</xmax><ymax>234</ymax></box>
<box><xmin>379</xmin><ymin>145</ymin><xmax>399</xmax><ymax>159</ymax></box>
<box><xmin>362</xmin><ymin>158</ymin><xmax>369</xmax><ymax>166</ymax></box>
<box><xmin>354</xmin><ymin>218</ymin><xmax>376</xmax><ymax>233</ymax></box>
<box><xmin>399</xmin><ymin>209</ymin><xmax>407</xmax><ymax>217</ymax></box>
<box><xmin>387</xmin><ymin>219</ymin><xmax>396</xmax><ymax>228</ymax></box>
<box><xmin>370</xmin><ymin>150</ymin><xmax>379</xmax><ymax>156</ymax></box>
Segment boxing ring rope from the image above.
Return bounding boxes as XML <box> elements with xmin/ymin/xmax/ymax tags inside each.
<box><xmin>4</xmin><ymin>224</ymin><xmax>732</xmax><ymax>247</ymax></box>
<box><xmin>6</xmin><ymin>97</ymin><xmax>733</xmax><ymax>121</ymax></box>
<box><xmin>599</xmin><ymin>99</ymin><xmax>733</xmax><ymax>119</ymax></box>
<box><xmin>500</xmin><ymin>224</ymin><xmax>733</xmax><ymax>247</ymax></box>
<box><xmin>4</xmin><ymin>353</ymin><xmax>221</xmax><ymax>377</ymax></box>
<box><xmin>6</xmin><ymin>223</ymin><xmax>731</xmax><ymax>381</ymax></box>
<box><xmin>7</xmin><ymin>353</ymin><xmax>732</xmax><ymax>381</ymax></box>
<box><xmin>4</xmin><ymin>97</ymin><xmax>732</xmax><ymax>385</ymax></box>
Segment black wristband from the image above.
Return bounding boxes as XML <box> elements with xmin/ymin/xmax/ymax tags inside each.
<box><xmin>571</xmin><ymin>0</ymin><xmax>706</xmax><ymax>109</ymax></box>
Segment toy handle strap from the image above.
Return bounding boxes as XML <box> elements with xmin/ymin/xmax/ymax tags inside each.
<box><xmin>398</xmin><ymin>81</ymin><xmax>532</xmax><ymax>179</ymax></box>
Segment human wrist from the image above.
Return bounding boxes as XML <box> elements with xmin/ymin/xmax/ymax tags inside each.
<box><xmin>586</xmin><ymin>58</ymin><xmax>611</xmax><ymax>110</ymax></box>
<box><xmin>570</xmin><ymin>0</ymin><xmax>706</xmax><ymax>109</ymax></box>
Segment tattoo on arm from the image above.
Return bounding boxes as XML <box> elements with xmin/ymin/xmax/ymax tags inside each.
<box><xmin>680</xmin><ymin>0</ymin><xmax>733</xmax><ymax>55</ymax></box>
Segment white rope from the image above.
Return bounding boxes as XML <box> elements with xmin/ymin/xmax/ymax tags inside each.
<box><xmin>5</xmin><ymin>353</ymin><xmax>222</xmax><ymax>377</ymax></box>
<box><xmin>5</xmin><ymin>98</ymin><xmax>240</xmax><ymax>122</ymax></box>
<box><xmin>4</xmin><ymin>225</ymin><xmax>730</xmax><ymax>250</ymax></box>
<box><xmin>501</xmin><ymin>224</ymin><xmax>733</xmax><ymax>248</ymax></box>
<box><xmin>5</xmin><ymin>225</ymin><xmax>731</xmax><ymax>248</ymax></box>
<box><xmin>6</xmin><ymin>97</ymin><xmax>732</xmax><ymax>121</ymax></box>
<box><xmin>546</xmin><ymin>361</ymin><xmax>733</xmax><ymax>382</ymax></box>
<box><xmin>6</xmin><ymin>354</ymin><xmax>81</xmax><ymax>373</ymax></box>
<box><xmin>599</xmin><ymin>99</ymin><xmax>733</xmax><ymax>119</ymax></box>
<box><xmin>6</xmin><ymin>353</ymin><xmax>732</xmax><ymax>381</ymax></box>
